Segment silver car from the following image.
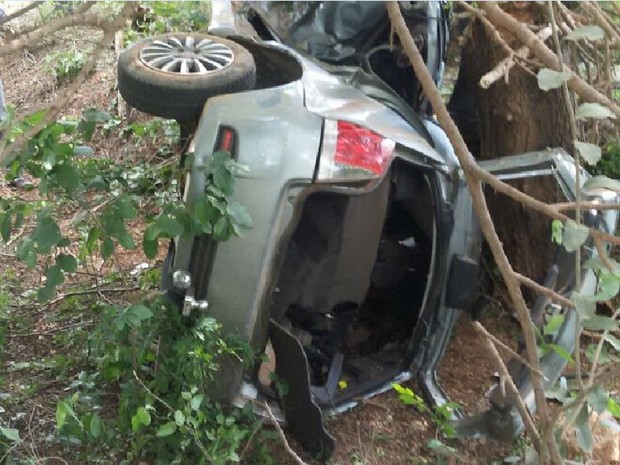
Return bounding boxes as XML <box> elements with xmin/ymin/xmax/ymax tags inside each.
<box><xmin>117</xmin><ymin>1</ymin><xmax>618</xmax><ymax>457</ymax></box>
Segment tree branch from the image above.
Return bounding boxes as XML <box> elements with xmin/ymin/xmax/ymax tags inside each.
<box><xmin>0</xmin><ymin>2</ymin><xmax>42</xmax><ymax>27</ymax></box>
<box><xmin>479</xmin><ymin>2</ymin><xmax>620</xmax><ymax>120</ymax></box>
<box><xmin>473</xmin><ymin>321</ymin><xmax>542</xmax><ymax>450</ymax></box>
<box><xmin>0</xmin><ymin>3</ymin><xmax>134</xmax><ymax>166</ymax></box>
<box><xmin>386</xmin><ymin>4</ymin><xmax>552</xmax><ymax>457</ymax></box>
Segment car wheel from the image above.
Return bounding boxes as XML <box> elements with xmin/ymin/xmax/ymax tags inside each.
<box><xmin>118</xmin><ymin>33</ymin><xmax>256</xmax><ymax>121</ymax></box>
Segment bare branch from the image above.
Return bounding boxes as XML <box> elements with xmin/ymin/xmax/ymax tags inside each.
<box><xmin>263</xmin><ymin>402</ymin><xmax>309</xmax><ymax>465</ymax></box>
<box><xmin>480</xmin><ymin>26</ymin><xmax>553</xmax><ymax>89</ymax></box>
<box><xmin>1</xmin><ymin>9</ymin><xmax>118</xmax><ymax>57</ymax></box>
<box><xmin>386</xmin><ymin>3</ymin><xmax>552</xmax><ymax>453</ymax></box>
<box><xmin>0</xmin><ymin>2</ymin><xmax>42</xmax><ymax>27</ymax></box>
<box><xmin>553</xmin><ymin>201</ymin><xmax>620</xmax><ymax>211</ymax></box>
<box><xmin>515</xmin><ymin>273</ymin><xmax>573</xmax><ymax>308</ymax></box>
<box><xmin>581</xmin><ymin>1</ymin><xmax>620</xmax><ymax>45</ymax></box>
<box><xmin>473</xmin><ymin>321</ymin><xmax>542</xmax><ymax>450</ymax></box>
<box><xmin>0</xmin><ymin>3</ymin><xmax>134</xmax><ymax>166</ymax></box>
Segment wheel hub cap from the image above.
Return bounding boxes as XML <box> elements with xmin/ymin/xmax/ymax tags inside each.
<box><xmin>139</xmin><ymin>36</ymin><xmax>235</xmax><ymax>75</ymax></box>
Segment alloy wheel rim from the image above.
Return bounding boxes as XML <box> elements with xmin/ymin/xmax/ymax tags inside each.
<box><xmin>139</xmin><ymin>35</ymin><xmax>235</xmax><ymax>75</ymax></box>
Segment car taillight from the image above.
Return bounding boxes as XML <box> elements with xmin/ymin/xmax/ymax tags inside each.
<box><xmin>216</xmin><ymin>126</ymin><xmax>236</xmax><ymax>155</ymax></box>
<box><xmin>316</xmin><ymin>120</ymin><xmax>396</xmax><ymax>181</ymax></box>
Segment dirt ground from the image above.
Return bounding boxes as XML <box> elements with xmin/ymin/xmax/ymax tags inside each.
<box><xmin>1</xmin><ymin>6</ymin><xmax>609</xmax><ymax>465</ymax></box>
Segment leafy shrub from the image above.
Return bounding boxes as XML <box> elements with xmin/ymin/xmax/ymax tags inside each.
<box><xmin>595</xmin><ymin>140</ymin><xmax>620</xmax><ymax>179</ymax></box>
<box><xmin>45</xmin><ymin>49</ymin><xmax>85</xmax><ymax>84</ymax></box>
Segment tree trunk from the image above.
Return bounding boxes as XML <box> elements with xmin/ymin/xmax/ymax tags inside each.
<box><xmin>449</xmin><ymin>3</ymin><xmax>572</xmax><ymax>288</ymax></box>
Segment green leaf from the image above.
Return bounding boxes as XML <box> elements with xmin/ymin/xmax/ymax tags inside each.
<box><xmin>537</xmin><ymin>68</ymin><xmax>572</xmax><ymax>91</ymax></box>
<box><xmin>117</xmin><ymin>230</ymin><xmax>136</xmax><ymax>250</ymax></box>
<box><xmin>190</xmin><ymin>394</ymin><xmax>204</xmax><ymax>411</ymax></box>
<box><xmin>604</xmin><ymin>334</ymin><xmax>620</xmax><ymax>351</ymax></box>
<box><xmin>89</xmin><ymin>414</ymin><xmax>103</xmax><ymax>438</ymax></box>
<box><xmin>584</xmin><ymin>256</ymin><xmax>620</xmax><ymax>274</ymax></box>
<box><xmin>227</xmin><ymin>201</ymin><xmax>252</xmax><ymax>230</ymax></box>
<box><xmin>46</xmin><ymin>264</ymin><xmax>64</xmax><ymax>287</ymax></box>
<box><xmin>16</xmin><ymin>238</ymin><xmax>37</xmax><ymax>268</ymax></box>
<box><xmin>213</xmin><ymin>216</ymin><xmax>233</xmax><ymax>241</ymax></box>
<box><xmin>156</xmin><ymin>422</ymin><xmax>177</xmax><ymax>437</ymax></box>
<box><xmin>73</xmin><ymin>145</ymin><xmax>94</xmax><ymax>157</ymax></box>
<box><xmin>25</xmin><ymin>108</ymin><xmax>49</xmax><ymax>126</ymax></box>
<box><xmin>587</xmin><ymin>384</ymin><xmax>609</xmax><ymax>413</ymax></box>
<box><xmin>174</xmin><ymin>410</ymin><xmax>185</xmax><ymax>426</ymax></box>
<box><xmin>608</xmin><ymin>398</ymin><xmax>620</xmax><ymax>418</ymax></box>
<box><xmin>83</xmin><ymin>109</ymin><xmax>111</xmax><ymax>123</ymax></box>
<box><xmin>575</xmin><ymin>103</ymin><xmax>616</xmax><ymax>120</ymax></box>
<box><xmin>55</xmin><ymin>163</ymin><xmax>80</xmax><ymax>193</ymax></box>
<box><xmin>566</xmin><ymin>25</ymin><xmax>605</xmax><ymax>41</ymax></box>
<box><xmin>594</xmin><ymin>271</ymin><xmax>620</xmax><ymax>301</ymax></box>
<box><xmin>115</xmin><ymin>195</ymin><xmax>137</xmax><ymax>220</ymax></box>
<box><xmin>583</xmin><ymin>175</ymin><xmax>620</xmax><ymax>194</ymax></box>
<box><xmin>582</xmin><ymin>315</ymin><xmax>619</xmax><ymax>331</ymax></box>
<box><xmin>574</xmin><ymin>141</ymin><xmax>602</xmax><ymax>166</ymax></box>
<box><xmin>101</xmin><ymin>237</ymin><xmax>115</xmax><ymax>260</ymax></box>
<box><xmin>0</xmin><ymin>426</ymin><xmax>21</xmax><ymax>443</ymax></box>
<box><xmin>563</xmin><ymin>220</ymin><xmax>589</xmax><ymax>252</ymax></box>
<box><xmin>571</xmin><ymin>291</ymin><xmax>596</xmax><ymax>319</ymax></box>
<box><xmin>55</xmin><ymin>401</ymin><xmax>81</xmax><ymax>430</ymax></box>
<box><xmin>131</xmin><ymin>406</ymin><xmax>151</xmax><ymax>432</ymax></box>
<box><xmin>153</xmin><ymin>215</ymin><xmax>184</xmax><ymax>237</ymax></box>
<box><xmin>0</xmin><ymin>212</ymin><xmax>12</xmax><ymax>242</ymax></box>
<box><xmin>77</xmin><ymin>120</ymin><xmax>96</xmax><ymax>141</ymax></box>
<box><xmin>56</xmin><ymin>253</ymin><xmax>77</xmax><ymax>273</ymax></box>
<box><xmin>143</xmin><ymin>236</ymin><xmax>158</xmax><ymax>259</ymax></box>
<box><xmin>575</xmin><ymin>404</ymin><xmax>593</xmax><ymax>452</ymax></box>
<box><xmin>117</xmin><ymin>304</ymin><xmax>153</xmax><ymax>330</ymax></box>
<box><xmin>32</xmin><ymin>216</ymin><xmax>62</xmax><ymax>251</ymax></box>
<box><xmin>544</xmin><ymin>343</ymin><xmax>574</xmax><ymax>363</ymax></box>
<box><xmin>544</xmin><ymin>314</ymin><xmax>565</xmax><ymax>335</ymax></box>
<box><xmin>551</xmin><ymin>219</ymin><xmax>563</xmax><ymax>245</ymax></box>
<box><xmin>37</xmin><ymin>284</ymin><xmax>56</xmax><ymax>304</ymax></box>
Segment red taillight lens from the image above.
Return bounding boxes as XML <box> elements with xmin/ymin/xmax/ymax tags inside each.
<box><xmin>216</xmin><ymin>126</ymin><xmax>236</xmax><ymax>154</ymax></box>
<box><xmin>317</xmin><ymin>120</ymin><xmax>395</xmax><ymax>181</ymax></box>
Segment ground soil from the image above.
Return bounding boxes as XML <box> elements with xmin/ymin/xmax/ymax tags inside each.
<box><xmin>0</xmin><ymin>6</ymin><xmax>617</xmax><ymax>465</ymax></box>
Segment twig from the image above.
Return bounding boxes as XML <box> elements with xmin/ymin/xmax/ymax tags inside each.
<box><xmin>480</xmin><ymin>26</ymin><xmax>553</xmax><ymax>89</ymax></box>
<box><xmin>548</xmin><ymin>1</ymin><xmax>585</xmax><ymax>407</ymax></box>
<box><xmin>479</xmin><ymin>2</ymin><xmax>620</xmax><ymax>120</ymax></box>
<box><xmin>45</xmin><ymin>284</ymin><xmax>139</xmax><ymax>307</ymax></box>
<box><xmin>553</xmin><ymin>201</ymin><xmax>620</xmax><ymax>211</ymax></box>
<box><xmin>587</xmin><ymin>308</ymin><xmax>620</xmax><ymax>386</ymax></box>
<box><xmin>238</xmin><ymin>421</ymin><xmax>263</xmax><ymax>462</ymax></box>
<box><xmin>473</xmin><ymin>321</ymin><xmax>542</xmax><ymax>450</ymax></box>
<box><xmin>474</xmin><ymin>164</ymin><xmax>620</xmax><ymax>248</ymax></box>
<box><xmin>0</xmin><ymin>2</ymin><xmax>42</xmax><ymax>27</ymax></box>
<box><xmin>263</xmin><ymin>402</ymin><xmax>309</xmax><ymax>465</ymax></box>
<box><xmin>593</xmin><ymin>235</ymin><xmax>614</xmax><ymax>271</ymax></box>
<box><xmin>581</xmin><ymin>1</ymin><xmax>620</xmax><ymax>45</ymax></box>
<box><xmin>515</xmin><ymin>272</ymin><xmax>573</xmax><ymax>308</ymax></box>
<box><xmin>474</xmin><ymin>320</ymin><xmax>549</xmax><ymax>381</ymax></box>
<box><xmin>9</xmin><ymin>320</ymin><xmax>94</xmax><ymax>338</ymax></box>
<box><xmin>455</xmin><ymin>0</ymin><xmax>515</xmax><ymax>58</ymax></box>
<box><xmin>0</xmin><ymin>7</ymin><xmax>119</xmax><ymax>57</ymax></box>
<box><xmin>132</xmin><ymin>371</ymin><xmax>212</xmax><ymax>460</ymax></box>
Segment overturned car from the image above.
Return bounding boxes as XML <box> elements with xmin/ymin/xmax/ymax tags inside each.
<box><xmin>117</xmin><ymin>1</ymin><xmax>618</xmax><ymax>457</ymax></box>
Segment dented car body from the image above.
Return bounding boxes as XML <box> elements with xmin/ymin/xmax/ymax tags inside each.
<box><xmin>117</xmin><ymin>1</ymin><xmax>619</xmax><ymax>457</ymax></box>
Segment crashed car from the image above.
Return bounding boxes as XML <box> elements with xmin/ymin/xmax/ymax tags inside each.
<box><xmin>116</xmin><ymin>1</ymin><xmax>618</xmax><ymax>457</ymax></box>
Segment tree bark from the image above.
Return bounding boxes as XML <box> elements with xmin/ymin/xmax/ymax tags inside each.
<box><xmin>450</xmin><ymin>2</ymin><xmax>573</xmax><ymax>286</ymax></box>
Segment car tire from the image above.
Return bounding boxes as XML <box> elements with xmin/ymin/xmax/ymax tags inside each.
<box><xmin>118</xmin><ymin>33</ymin><xmax>256</xmax><ymax>121</ymax></box>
